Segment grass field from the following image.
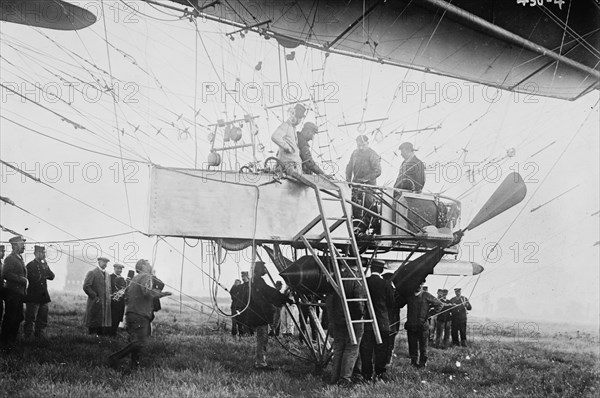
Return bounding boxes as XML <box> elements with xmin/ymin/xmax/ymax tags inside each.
<box><xmin>0</xmin><ymin>292</ymin><xmax>598</xmax><ymax>398</ymax></box>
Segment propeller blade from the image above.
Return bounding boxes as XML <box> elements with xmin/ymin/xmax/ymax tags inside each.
<box><xmin>1</xmin><ymin>0</ymin><xmax>97</xmax><ymax>31</ymax></box>
<box><xmin>465</xmin><ymin>172</ymin><xmax>527</xmax><ymax>231</ymax></box>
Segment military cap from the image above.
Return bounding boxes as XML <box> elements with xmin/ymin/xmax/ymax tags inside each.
<box><xmin>8</xmin><ymin>235</ymin><xmax>26</xmax><ymax>244</ymax></box>
<box><xmin>34</xmin><ymin>245</ymin><xmax>45</xmax><ymax>252</ymax></box>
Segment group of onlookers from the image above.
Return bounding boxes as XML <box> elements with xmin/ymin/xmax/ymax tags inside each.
<box><xmin>228</xmin><ymin>259</ymin><xmax>473</xmax><ymax>385</ymax></box>
<box><xmin>0</xmin><ymin>236</ymin><xmax>54</xmax><ymax>350</ymax></box>
<box><xmin>0</xmin><ymin>236</ymin><xmax>171</xmax><ymax>371</ymax></box>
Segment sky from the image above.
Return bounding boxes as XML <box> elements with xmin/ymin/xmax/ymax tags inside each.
<box><xmin>0</xmin><ymin>1</ymin><xmax>598</xmax><ymax>326</ymax></box>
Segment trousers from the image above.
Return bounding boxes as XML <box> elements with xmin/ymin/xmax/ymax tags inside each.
<box><xmin>254</xmin><ymin>325</ymin><xmax>269</xmax><ymax>367</ymax></box>
<box><xmin>24</xmin><ymin>302</ymin><xmax>49</xmax><ymax>338</ymax></box>
<box><xmin>330</xmin><ymin>322</ymin><xmax>364</xmax><ymax>383</ymax></box>
<box><xmin>435</xmin><ymin>319</ymin><xmax>451</xmax><ymax>347</ymax></box>
<box><xmin>359</xmin><ymin>328</ymin><xmax>389</xmax><ymax>379</ymax></box>
<box><xmin>1</xmin><ymin>293</ymin><xmax>24</xmax><ymax>344</ymax></box>
<box><xmin>109</xmin><ymin>313</ymin><xmax>151</xmax><ymax>367</ymax></box>
<box><xmin>407</xmin><ymin>328</ymin><xmax>428</xmax><ymax>365</ymax></box>
<box><xmin>452</xmin><ymin>319</ymin><xmax>468</xmax><ymax>346</ymax></box>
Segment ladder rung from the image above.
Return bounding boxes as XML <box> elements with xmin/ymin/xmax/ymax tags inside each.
<box><xmin>340</xmin><ymin>277</ymin><xmax>361</xmax><ymax>281</ymax></box>
<box><xmin>336</xmin><ymin>257</ymin><xmax>359</xmax><ymax>260</ymax></box>
<box><xmin>326</xmin><ymin>217</ymin><xmax>346</xmax><ymax>220</ymax></box>
<box><xmin>321</xmin><ymin>197</ymin><xmax>340</xmax><ymax>201</ymax></box>
<box><xmin>351</xmin><ymin>319</ymin><xmax>374</xmax><ymax>324</ymax></box>
<box><xmin>330</xmin><ymin>237</ymin><xmax>352</xmax><ymax>241</ymax></box>
<box><xmin>346</xmin><ymin>298</ymin><xmax>367</xmax><ymax>302</ymax></box>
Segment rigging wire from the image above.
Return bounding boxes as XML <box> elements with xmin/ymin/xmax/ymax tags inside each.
<box><xmin>194</xmin><ymin>18</ymin><xmax>199</xmax><ymax>168</ymax></box>
<box><xmin>550</xmin><ymin>0</ymin><xmax>573</xmax><ymax>88</ymax></box>
<box><xmin>2</xmin><ymin>0</ymin><xmax>596</xmax><ymax>330</ymax></box>
<box><xmin>465</xmin><ymin>98</ymin><xmax>599</xmax><ymax>300</ymax></box>
<box><xmin>100</xmin><ymin>0</ymin><xmax>136</xmax><ymax>242</ymax></box>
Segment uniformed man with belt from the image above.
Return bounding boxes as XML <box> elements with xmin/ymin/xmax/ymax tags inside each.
<box><xmin>1</xmin><ymin>236</ymin><xmax>27</xmax><ymax>345</ymax></box>
<box><xmin>24</xmin><ymin>245</ymin><xmax>55</xmax><ymax>339</ymax></box>
<box><xmin>450</xmin><ymin>287</ymin><xmax>472</xmax><ymax>347</ymax></box>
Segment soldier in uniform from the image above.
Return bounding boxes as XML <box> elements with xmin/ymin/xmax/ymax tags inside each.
<box><xmin>434</xmin><ymin>289</ymin><xmax>453</xmax><ymax>348</ymax></box>
<box><xmin>450</xmin><ymin>287</ymin><xmax>472</xmax><ymax>347</ymax></box>
<box><xmin>24</xmin><ymin>245</ymin><xmax>55</xmax><ymax>339</ymax></box>
<box><xmin>109</xmin><ymin>263</ymin><xmax>127</xmax><ymax>336</ymax></box>
<box><xmin>229</xmin><ymin>279</ymin><xmax>242</xmax><ymax>336</ymax></box>
<box><xmin>233</xmin><ymin>272</ymin><xmax>252</xmax><ymax>336</ymax></box>
<box><xmin>1</xmin><ymin>236</ymin><xmax>27</xmax><ymax>346</ymax></box>
<box><xmin>360</xmin><ymin>260</ymin><xmax>394</xmax><ymax>381</ymax></box>
<box><xmin>397</xmin><ymin>282</ymin><xmax>443</xmax><ymax>368</ymax></box>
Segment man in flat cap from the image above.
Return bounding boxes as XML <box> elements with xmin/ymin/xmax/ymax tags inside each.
<box><xmin>394</xmin><ymin>142</ymin><xmax>425</xmax><ymax>194</ymax></box>
<box><xmin>108</xmin><ymin>259</ymin><xmax>171</xmax><ymax>370</ymax></box>
<box><xmin>346</xmin><ymin>135</ymin><xmax>381</xmax><ymax>186</ymax></box>
<box><xmin>450</xmin><ymin>287</ymin><xmax>472</xmax><ymax>347</ymax></box>
<box><xmin>109</xmin><ymin>263</ymin><xmax>127</xmax><ymax>336</ymax></box>
<box><xmin>346</xmin><ymin>135</ymin><xmax>382</xmax><ymax>232</ymax></box>
<box><xmin>1</xmin><ymin>236</ymin><xmax>27</xmax><ymax>345</ymax></box>
<box><xmin>360</xmin><ymin>259</ymin><xmax>394</xmax><ymax>381</ymax></box>
<box><xmin>297</xmin><ymin>121</ymin><xmax>325</xmax><ymax>175</ymax></box>
<box><xmin>271</xmin><ymin>103</ymin><xmax>307</xmax><ymax>173</ymax></box>
<box><xmin>24</xmin><ymin>245</ymin><xmax>55</xmax><ymax>339</ymax></box>
<box><xmin>83</xmin><ymin>257</ymin><xmax>112</xmax><ymax>336</ymax></box>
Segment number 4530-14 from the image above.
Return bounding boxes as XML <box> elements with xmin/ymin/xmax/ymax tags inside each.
<box><xmin>516</xmin><ymin>0</ymin><xmax>565</xmax><ymax>10</ymax></box>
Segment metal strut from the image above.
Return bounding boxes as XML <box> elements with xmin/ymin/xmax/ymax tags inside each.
<box><xmin>291</xmin><ymin>173</ymin><xmax>382</xmax><ymax>345</ymax></box>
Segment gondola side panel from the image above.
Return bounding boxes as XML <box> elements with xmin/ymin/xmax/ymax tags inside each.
<box><xmin>148</xmin><ymin>167</ymin><xmax>350</xmax><ymax>242</ymax></box>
